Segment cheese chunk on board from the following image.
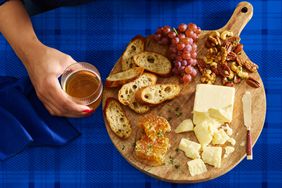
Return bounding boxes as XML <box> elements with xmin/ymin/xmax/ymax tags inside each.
<box><xmin>194</xmin><ymin>121</ymin><xmax>217</xmax><ymax>147</ymax></box>
<box><xmin>187</xmin><ymin>159</ymin><xmax>207</xmax><ymax>177</ymax></box>
<box><xmin>202</xmin><ymin>146</ymin><xmax>222</xmax><ymax>168</ymax></box>
<box><xmin>175</xmin><ymin>119</ymin><xmax>194</xmax><ymax>133</ymax></box>
<box><xmin>224</xmin><ymin>146</ymin><xmax>235</xmax><ymax>158</ymax></box>
<box><xmin>193</xmin><ymin>84</ymin><xmax>235</xmax><ymax>124</ymax></box>
<box><xmin>179</xmin><ymin>138</ymin><xmax>201</xmax><ymax>159</ymax></box>
<box><xmin>212</xmin><ymin>129</ymin><xmax>230</xmax><ymax>145</ymax></box>
<box><xmin>228</xmin><ymin>138</ymin><xmax>236</xmax><ymax>146</ymax></box>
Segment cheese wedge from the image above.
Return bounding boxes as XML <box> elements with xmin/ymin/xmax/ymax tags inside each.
<box><xmin>212</xmin><ymin>129</ymin><xmax>230</xmax><ymax>145</ymax></box>
<box><xmin>179</xmin><ymin>138</ymin><xmax>201</xmax><ymax>159</ymax></box>
<box><xmin>187</xmin><ymin>159</ymin><xmax>207</xmax><ymax>177</ymax></box>
<box><xmin>223</xmin><ymin>146</ymin><xmax>235</xmax><ymax>158</ymax></box>
<box><xmin>193</xmin><ymin>84</ymin><xmax>235</xmax><ymax>124</ymax></box>
<box><xmin>202</xmin><ymin>146</ymin><xmax>222</xmax><ymax>168</ymax></box>
<box><xmin>175</xmin><ymin>119</ymin><xmax>194</xmax><ymax>133</ymax></box>
<box><xmin>194</xmin><ymin>121</ymin><xmax>217</xmax><ymax>147</ymax></box>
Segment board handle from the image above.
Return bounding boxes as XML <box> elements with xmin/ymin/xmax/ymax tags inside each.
<box><xmin>221</xmin><ymin>1</ymin><xmax>253</xmax><ymax>36</ymax></box>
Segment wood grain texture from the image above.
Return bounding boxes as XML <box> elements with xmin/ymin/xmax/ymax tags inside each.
<box><xmin>102</xmin><ymin>1</ymin><xmax>266</xmax><ymax>183</ymax></box>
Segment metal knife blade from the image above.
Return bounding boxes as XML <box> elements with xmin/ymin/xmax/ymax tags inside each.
<box><xmin>242</xmin><ymin>91</ymin><xmax>252</xmax><ymax>129</ymax></box>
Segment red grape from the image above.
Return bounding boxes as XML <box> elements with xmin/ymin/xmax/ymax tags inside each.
<box><xmin>178</xmin><ymin>23</ymin><xmax>187</xmax><ymax>32</ymax></box>
<box><xmin>191</xmin><ymin>51</ymin><xmax>197</xmax><ymax>59</ymax></box>
<box><xmin>188</xmin><ymin>23</ymin><xmax>197</xmax><ymax>31</ymax></box>
<box><xmin>179</xmin><ymin>33</ymin><xmax>186</xmax><ymax>39</ymax></box>
<box><xmin>152</xmin><ymin>23</ymin><xmax>201</xmax><ymax>83</ymax></box>
<box><xmin>182</xmin><ymin>74</ymin><xmax>192</xmax><ymax>84</ymax></box>
<box><xmin>190</xmin><ymin>67</ymin><xmax>198</xmax><ymax>77</ymax></box>
<box><xmin>163</xmin><ymin>26</ymin><xmax>171</xmax><ymax>34</ymax></box>
<box><xmin>171</xmin><ymin>37</ymin><xmax>180</xmax><ymax>45</ymax></box>
<box><xmin>153</xmin><ymin>34</ymin><xmax>162</xmax><ymax>41</ymax></box>
<box><xmin>183</xmin><ymin>44</ymin><xmax>192</xmax><ymax>52</ymax></box>
<box><xmin>185</xmin><ymin>30</ymin><xmax>194</xmax><ymax>38</ymax></box>
<box><xmin>182</xmin><ymin>52</ymin><xmax>191</xmax><ymax>60</ymax></box>
<box><xmin>168</xmin><ymin>31</ymin><xmax>176</xmax><ymax>39</ymax></box>
<box><xmin>160</xmin><ymin>37</ymin><xmax>169</xmax><ymax>45</ymax></box>
<box><xmin>177</xmin><ymin>42</ymin><xmax>185</xmax><ymax>50</ymax></box>
<box><xmin>184</xmin><ymin>66</ymin><xmax>193</xmax><ymax>74</ymax></box>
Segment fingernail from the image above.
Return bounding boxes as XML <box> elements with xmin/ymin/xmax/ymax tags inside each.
<box><xmin>83</xmin><ymin>109</ymin><xmax>92</xmax><ymax>113</ymax></box>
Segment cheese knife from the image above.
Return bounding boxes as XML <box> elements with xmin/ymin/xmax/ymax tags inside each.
<box><xmin>242</xmin><ymin>91</ymin><xmax>252</xmax><ymax>160</ymax></box>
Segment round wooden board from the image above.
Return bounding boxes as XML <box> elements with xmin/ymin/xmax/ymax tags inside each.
<box><xmin>102</xmin><ymin>1</ymin><xmax>266</xmax><ymax>183</ymax></box>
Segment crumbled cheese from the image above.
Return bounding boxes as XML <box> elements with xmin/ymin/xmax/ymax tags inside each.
<box><xmin>202</xmin><ymin>146</ymin><xmax>222</xmax><ymax>168</ymax></box>
<box><xmin>175</xmin><ymin>119</ymin><xmax>194</xmax><ymax>133</ymax></box>
<box><xmin>187</xmin><ymin>159</ymin><xmax>207</xmax><ymax>176</ymax></box>
<box><xmin>228</xmin><ymin>138</ymin><xmax>236</xmax><ymax>146</ymax></box>
<box><xmin>223</xmin><ymin>146</ymin><xmax>235</xmax><ymax>158</ymax></box>
<box><xmin>212</xmin><ymin>129</ymin><xmax>230</xmax><ymax>145</ymax></box>
<box><xmin>179</xmin><ymin>138</ymin><xmax>201</xmax><ymax>159</ymax></box>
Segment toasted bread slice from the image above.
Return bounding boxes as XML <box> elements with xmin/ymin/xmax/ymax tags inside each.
<box><xmin>139</xmin><ymin>114</ymin><xmax>171</xmax><ymax>141</ymax></box>
<box><xmin>128</xmin><ymin>101</ymin><xmax>150</xmax><ymax>114</ymax></box>
<box><xmin>121</xmin><ymin>35</ymin><xmax>145</xmax><ymax>71</ymax></box>
<box><xmin>118</xmin><ymin>73</ymin><xmax>157</xmax><ymax>105</ymax></box>
<box><xmin>105</xmin><ymin>67</ymin><xmax>144</xmax><ymax>88</ymax></box>
<box><xmin>133</xmin><ymin>52</ymin><xmax>172</xmax><ymax>76</ymax></box>
<box><xmin>135</xmin><ymin>84</ymin><xmax>181</xmax><ymax>105</ymax></box>
<box><xmin>135</xmin><ymin>135</ymin><xmax>170</xmax><ymax>166</ymax></box>
<box><xmin>104</xmin><ymin>98</ymin><xmax>131</xmax><ymax>139</ymax></box>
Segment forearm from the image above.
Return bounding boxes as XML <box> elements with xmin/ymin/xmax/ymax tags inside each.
<box><xmin>0</xmin><ymin>0</ymin><xmax>44</xmax><ymax>66</ymax></box>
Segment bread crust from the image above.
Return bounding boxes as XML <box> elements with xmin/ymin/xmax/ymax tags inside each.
<box><xmin>104</xmin><ymin>97</ymin><xmax>132</xmax><ymax>139</ymax></box>
<box><xmin>135</xmin><ymin>84</ymin><xmax>181</xmax><ymax>105</ymax></box>
<box><xmin>105</xmin><ymin>67</ymin><xmax>144</xmax><ymax>88</ymax></box>
<box><xmin>120</xmin><ymin>35</ymin><xmax>145</xmax><ymax>71</ymax></box>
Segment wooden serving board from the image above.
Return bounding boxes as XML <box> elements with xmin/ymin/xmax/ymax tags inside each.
<box><xmin>102</xmin><ymin>1</ymin><xmax>266</xmax><ymax>183</ymax></box>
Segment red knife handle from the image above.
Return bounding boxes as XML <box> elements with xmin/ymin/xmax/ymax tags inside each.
<box><xmin>246</xmin><ymin>129</ymin><xmax>253</xmax><ymax>160</ymax></box>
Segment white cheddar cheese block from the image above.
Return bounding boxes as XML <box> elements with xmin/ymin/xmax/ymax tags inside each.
<box><xmin>212</xmin><ymin>129</ymin><xmax>230</xmax><ymax>145</ymax></box>
<box><xmin>202</xmin><ymin>146</ymin><xmax>222</xmax><ymax>168</ymax></box>
<box><xmin>228</xmin><ymin>138</ymin><xmax>236</xmax><ymax>146</ymax></box>
<box><xmin>187</xmin><ymin>159</ymin><xmax>207</xmax><ymax>177</ymax></box>
<box><xmin>179</xmin><ymin>138</ymin><xmax>201</xmax><ymax>159</ymax></box>
<box><xmin>175</xmin><ymin>119</ymin><xmax>194</xmax><ymax>133</ymax></box>
<box><xmin>193</xmin><ymin>84</ymin><xmax>235</xmax><ymax>124</ymax></box>
<box><xmin>223</xmin><ymin>146</ymin><xmax>235</xmax><ymax>158</ymax></box>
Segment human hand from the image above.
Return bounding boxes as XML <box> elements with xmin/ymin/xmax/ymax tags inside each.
<box><xmin>24</xmin><ymin>43</ymin><xmax>92</xmax><ymax>117</ymax></box>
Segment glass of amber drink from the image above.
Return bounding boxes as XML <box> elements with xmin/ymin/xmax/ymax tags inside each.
<box><xmin>60</xmin><ymin>62</ymin><xmax>103</xmax><ymax>111</ymax></box>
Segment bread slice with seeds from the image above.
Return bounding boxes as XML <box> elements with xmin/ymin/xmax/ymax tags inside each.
<box><xmin>121</xmin><ymin>35</ymin><xmax>145</xmax><ymax>71</ymax></box>
<box><xmin>104</xmin><ymin>98</ymin><xmax>131</xmax><ymax>139</ymax></box>
<box><xmin>133</xmin><ymin>52</ymin><xmax>172</xmax><ymax>76</ymax></box>
<box><xmin>118</xmin><ymin>73</ymin><xmax>157</xmax><ymax>113</ymax></box>
<box><xmin>135</xmin><ymin>84</ymin><xmax>181</xmax><ymax>105</ymax></box>
<box><xmin>105</xmin><ymin>67</ymin><xmax>144</xmax><ymax>88</ymax></box>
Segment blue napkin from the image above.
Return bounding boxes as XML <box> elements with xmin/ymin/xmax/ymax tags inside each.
<box><xmin>0</xmin><ymin>76</ymin><xmax>80</xmax><ymax>160</ymax></box>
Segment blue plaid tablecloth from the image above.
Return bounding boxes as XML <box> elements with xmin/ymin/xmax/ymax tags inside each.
<box><xmin>0</xmin><ymin>0</ymin><xmax>281</xmax><ymax>187</ymax></box>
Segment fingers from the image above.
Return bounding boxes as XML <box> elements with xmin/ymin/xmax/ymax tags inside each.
<box><xmin>47</xmin><ymin>77</ymin><xmax>92</xmax><ymax>117</ymax></box>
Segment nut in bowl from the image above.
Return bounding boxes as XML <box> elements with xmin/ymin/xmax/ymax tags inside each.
<box><xmin>61</xmin><ymin>62</ymin><xmax>103</xmax><ymax>112</ymax></box>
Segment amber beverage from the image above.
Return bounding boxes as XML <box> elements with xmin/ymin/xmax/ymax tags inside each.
<box><xmin>61</xmin><ymin>63</ymin><xmax>103</xmax><ymax>111</ymax></box>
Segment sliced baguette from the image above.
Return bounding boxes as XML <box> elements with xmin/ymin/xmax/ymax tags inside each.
<box><xmin>105</xmin><ymin>67</ymin><xmax>144</xmax><ymax>88</ymax></box>
<box><xmin>104</xmin><ymin>98</ymin><xmax>131</xmax><ymax>139</ymax></box>
<box><xmin>121</xmin><ymin>35</ymin><xmax>145</xmax><ymax>71</ymax></box>
<box><xmin>128</xmin><ymin>101</ymin><xmax>150</xmax><ymax>114</ymax></box>
<box><xmin>133</xmin><ymin>52</ymin><xmax>172</xmax><ymax>76</ymax></box>
<box><xmin>118</xmin><ymin>73</ymin><xmax>157</xmax><ymax>106</ymax></box>
<box><xmin>135</xmin><ymin>84</ymin><xmax>181</xmax><ymax>105</ymax></box>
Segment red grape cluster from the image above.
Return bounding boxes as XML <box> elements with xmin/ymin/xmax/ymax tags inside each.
<box><xmin>153</xmin><ymin>23</ymin><xmax>201</xmax><ymax>83</ymax></box>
